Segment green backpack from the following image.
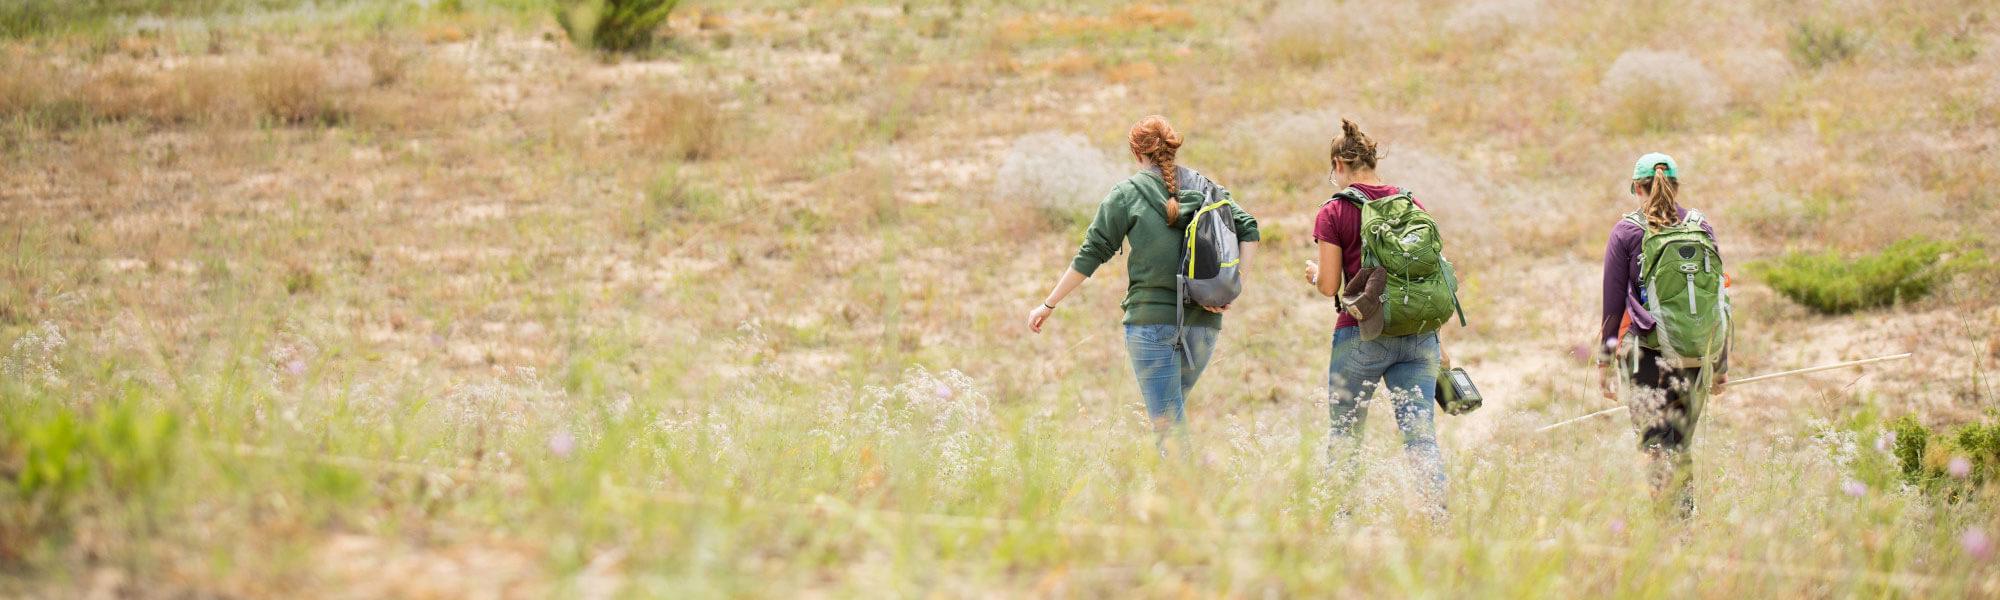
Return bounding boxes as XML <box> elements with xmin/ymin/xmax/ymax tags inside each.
<box><xmin>1626</xmin><ymin>210</ymin><xmax>1730</xmax><ymax>367</ymax></box>
<box><xmin>1336</xmin><ymin>187</ymin><xmax>1465</xmax><ymax>337</ymax></box>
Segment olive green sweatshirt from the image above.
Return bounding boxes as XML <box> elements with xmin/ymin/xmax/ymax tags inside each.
<box><xmin>1070</xmin><ymin>167</ymin><xmax>1260</xmax><ymax>329</ymax></box>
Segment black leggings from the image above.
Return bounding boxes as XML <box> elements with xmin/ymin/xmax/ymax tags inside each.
<box><xmin>1628</xmin><ymin>346</ymin><xmax>1707</xmax><ymax>453</ymax></box>
<box><xmin>1626</xmin><ymin>346</ymin><xmax>1710</xmax><ymax>515</ymax></box>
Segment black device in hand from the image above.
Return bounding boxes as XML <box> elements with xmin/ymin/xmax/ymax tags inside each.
<box><xmin>1435</xmin><ymin>367</ymin><xmax>1483</xmax><ymax>415</ymax></box>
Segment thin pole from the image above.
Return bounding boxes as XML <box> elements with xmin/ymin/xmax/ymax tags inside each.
<box><xmin>1724</xmin><ymin>352</ymin><xmax>1911</xmax><ymax>386</ymax></box>
<box><xmin>1535</xmin><ymin>406</ymin><xmax>1629</xmax><ymax>433</ymax></box>
<box><xmin>1535</xmin><ymin>352</ymin><xmax>1912</xmax><ymax>434</ymax></box>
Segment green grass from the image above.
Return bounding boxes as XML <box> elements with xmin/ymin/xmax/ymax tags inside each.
<box><xmin>1752</xmin><ymin>236</ymin><xmax>1986</xmax><ymax>314</ymax></box>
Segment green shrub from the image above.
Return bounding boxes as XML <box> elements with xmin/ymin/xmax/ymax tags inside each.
<box><xmin>1752</xmin><ymin>236</ymin><xmax>1984</xmax><ymax>314</ymax></box>
<box><xmin>1788</xmin><ymin>21</ymin><xmax>1862</xmax><ymax>69</ymax></box>
<box><xmin>1887</xmin><ymin>416</ymin><xmax>2000</xmax><ymax>499</ymax></box>
<box><xmin>1891</xmin><ymin>415</ymin><xmax>1930</xmax><ymax>483</ymax></box>
<box><xmin>5</xmin><ymin>399</ymin><xmax>178</xmax><ymax>503</ymax></box>
<box><xmin>555</xmin><ymin>0</ymin><xmax>681</xmax><ymax>53</ymax></box>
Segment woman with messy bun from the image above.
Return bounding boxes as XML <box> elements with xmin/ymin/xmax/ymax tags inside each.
<box><xmin>1304</xmin><ymin>119</ymin><xmax>1451</xmax><ymax>512</ymax></box>
<box><xmin>1025</xmin><ymin>115</ymin><xmax>1260</xmax><ymax>457</ymax></box>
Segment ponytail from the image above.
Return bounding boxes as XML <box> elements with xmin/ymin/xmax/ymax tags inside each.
<box><xmin>1639</xmin><ymin>164</ymin><xmax>1682</xmax><ymax>228</ymax></box>
<box><xmin>1128</xmin><ymin>115</ymin><xmax>1184</xmax><ymax>222</ymax></box>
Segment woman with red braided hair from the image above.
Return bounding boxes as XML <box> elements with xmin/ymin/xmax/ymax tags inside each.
<box><xmin>1025</xmin><ymin>115</ymin><xmax>1260</xmax><ymax>456</ymax></box>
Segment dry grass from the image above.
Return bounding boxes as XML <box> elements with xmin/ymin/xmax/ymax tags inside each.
<box><xmin>2</xmin><ymin>0</ymin><xmax>1998</xmax><ymax>597</ymax></box>
<box><xmin>630</xmin><ymin>89</ymin><xmax>725</xmax><ymax>161</ymax></box>
<box><xmin>245</xmin><ymin>52</ymin><xmax>348</xmax><ymax>126</ymax></box>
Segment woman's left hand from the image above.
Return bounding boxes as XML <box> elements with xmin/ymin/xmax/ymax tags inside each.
<box><xmin>1202</xmin><ymin>304</ymin><xmax>1230</xmax><ymax>314</ymax></box>
<box><xmin>1710</xmin><ymin>372</ymin><xmax>1728</xmax><ymax>396</ymax></box>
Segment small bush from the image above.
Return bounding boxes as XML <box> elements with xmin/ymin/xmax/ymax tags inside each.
<box><xmin>1443</xmin><ymin>0</ymin><xmax>1546</xmax><ymax>40</ymax></box>
<box><xmin>1224</xmin><ymin>110</ymin><xmax>1335</xmax><ymax>189</ymax></box>
<box><xmin>1788</xmin><ymin>21</ymin><xmax>1861</xmax><ymax>69</ymax></box>
<box><xmin>3</xmin><ymin>400</ymin><xmax>178</xmax><ymax>504</ymax></box>
<box><xmin>633</xmin><ymin>166</ymin><xmax>726</xmax><ymax>237</ymax></box>
<box><xmin>1887</xmin><ymin>416</ymin><xmax>2000</xmax><ymax>498</ymax></box>
<box><xmin>1716</xmin><ymin>48</ymin><xmax>1794</xmax><ymax>107</ymax></box>
<box><xmin>1753</xmin><ymin>236</ymin><xmax>1985</xmax><ymax>314</ymax></box>
<box><xmin>631</xmin><ymin>91</ymin><xmax>723</xmax><ymax>161</ymax></box>
<box><xmin>1260</xmin><ymin>1</ymin><xmax>1342</xmax><ymax>68</ymax></box>
<box><xmin>1599</xmin><ymin>50</ymin><xmax>1724</xmax><ymax>133</ymax></box>
<box><xmin>555</xmin><ymin>0</ymin><xmax>681</xmax><ymax>53</ymax></box>
<box><xmin>247</xmin><ymin>53</ymin><xmax>348</xmax><ymax>126</ymax></box>
<box><xmin>993</xmin><ymin>132</ymin><xmax>1122</xmax><ymax>222</ymax></box>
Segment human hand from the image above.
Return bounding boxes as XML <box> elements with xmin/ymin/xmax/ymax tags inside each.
<box><xmin>1711</xmin><ymin>372</ymin><xmax>1728</xmax><ymax>397</ymax></box>
<box><xmin>1598</xmin><ymin>365</ymin><xmax>1618</xmax><ymax>402</ymax></box>
<box><xmin>1304</xmin><ymin>260</ymin><xmax>1320</xmax><ymax>287</ymax></box>
<box><xmin>1027</xmin><ymin>304</ymin><xmax>1053</xmax><ymax>333</ymax></box>
<box><xmin>1203</xmin><ymin>304</ymin><xmax>1230</xmax><ymax>314</ymax></box>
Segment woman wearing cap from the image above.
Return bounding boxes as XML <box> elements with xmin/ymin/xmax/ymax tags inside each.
<box><xmin>1025</xmin><ymin>115</ymin><xmax>1260</xmax><ymax>456</ymax></box>
<box><xmin>1302</xmin><ymin>119</ymin><xmax>1449</xmax><ymax>509</ymax></box>
<box><xmin>1598</xmin><ymin>152</ymin><xmax>1728</xmax><ymax>518</ymax></box>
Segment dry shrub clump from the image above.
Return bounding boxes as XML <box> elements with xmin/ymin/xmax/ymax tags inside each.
<box><xmin>0</xmin><ymin>56</ymin><xmax>60</xmax><ymax>118</ymax></box>
<box><xmin>1716</xmin><ymin>47</ymin><xmax>1795</xmax><ymax>108</ymax></box>
<box><xmin>630</xmin><ymin>90</ymin><xmax>725</xmax><ymax>161</ymax></box>
<box><xmin>1261</xmin><ymin>1</ymin><xmax>1342</xmax><ymax>68</ymax></box>
<box><xmin>993</xmin><ymin>131</ymin><xmax>1122</xmax><ymax>217</ymax></box>
<box><xmin>246</xmin><ymin>53</ymin><xmax>350</xmax><ymax>126</ymax></box>
<box><xmin>1443</xmin><ymin>0</ymin><xmax>1546</xmax><ymax>41</ymax></box>
<box><xmin>1225</xmin><ymin>109</ymin><xmax>1341</xmax><ymax>189</ymax></box>
<box><xmin>1599</xmin><ymin>49</ymin><xmax>1725</xmax><ymax>133</ymax></box>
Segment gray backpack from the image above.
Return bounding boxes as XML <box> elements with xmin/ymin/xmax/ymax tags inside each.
<box><xmin>1178</xmin><ymin>186</ymin><xmax>1242</xmax><ymax>309</ymax></box>
<box><xmin>1175</xmin><ymin>185</ymin><xmax>1242</xmax><ymax>359</ymax></box>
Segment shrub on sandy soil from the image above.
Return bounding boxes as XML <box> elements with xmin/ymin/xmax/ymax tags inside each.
<box><xmin>1599</xmin><ymin>49</ymin><xmax>1724</xmax><ymax>133</ymax></box>
<box><xmin>247</xmin><ymin>53</ymin><xmax>348</xmax><ymax>126</ymax></box>
<box><xmin>0</xmin><ymin>56</ymin><xmax>56</xmax><ymax>118</ymax></box>
<box><xmin>555</xmin><ymin>0</ymin><xmax>680</xmax><ymax>53</ymax></box>
<box><xmin>1753</xmin><ymin>236</ymin><xmax>1986</xmax><ymax>314</ymax></box>
<box><xmin>1223</xmin><ymin>109</ymin><xmax>1342</xmax><ymax>190</ymax></box>
<box><xmin>1789</xmin><ymin>20</ymin><xmax>1862</xmax><ymax>69</ymax></box>
<box><xmin>994</xmin><ymin>131</ymin><xmax>1123</xmax><ymax>216</ymax></box>
<box><xmin>1260</xmin><ymin>1</ymin><xmax>1342</xmax><ymax>68</ymax></box>
<box><xmin>1716</xmin><ymin>47</ymin><xmax>1794</xmax><ymax>108</ymax></box>
<box><xmin>631</xmin><ymin>90</ymin><xmax>723</xmax><ymax>161</ymax></box>
<box><xmin>1444</xmin><ymin>0</ymin><xmax>1545</xmax><ymax>39</ymax></box>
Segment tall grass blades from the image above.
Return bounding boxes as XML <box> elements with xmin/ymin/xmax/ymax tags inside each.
<box><xmin>555</xmin><ymin>0</ymin><xmax>681</xmax><ymax>53</ymax></box>
<box><xmin>1753</xmin><ymin>236</ymin><xmax>1986</xmax><ymax>314</ymax></box>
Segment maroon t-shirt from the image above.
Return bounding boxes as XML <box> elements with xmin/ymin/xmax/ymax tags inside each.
<box><xmin>1312</xmin><ymin>183</ymin><xmax>1426</xmax><ymax>329</ymax></box>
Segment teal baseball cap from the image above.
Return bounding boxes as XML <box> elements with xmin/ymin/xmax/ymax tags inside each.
<box><xmin>1632</xmin><ymin>152</ymin><xmax>1678</xmax><ymax>180</ymax></box>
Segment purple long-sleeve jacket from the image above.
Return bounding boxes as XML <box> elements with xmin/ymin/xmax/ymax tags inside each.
<box><xmin>1600</xmin><ymin>207</ymin><xmax>1714</xmax><ymax>348</ymax></box>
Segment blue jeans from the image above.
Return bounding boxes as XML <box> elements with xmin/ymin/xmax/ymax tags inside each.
<box><xmin>1327</xmin><ymin>326</ymin><xmax>1447</xmax><ymax>499</ymax></box>
<box><xmin>1124</xmin><ymin>324</ymin><xmax>1218</xmax><ymax>435</ymax></box>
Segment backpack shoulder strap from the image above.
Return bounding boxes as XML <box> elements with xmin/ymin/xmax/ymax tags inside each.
<box><xmin>1682</xmin><ymin>209</ymin><xmax>1706</xmax><ymax>228</ymax></box>
<box><xmin>1332</xmin><ymin>186</ymin><xmax>1371</xmax><ymax>207</ymax></box>
<box><xmin>1621</xmin><ymin>210</ymin><xmax>1648</xmax><ymax>230</ymax></box>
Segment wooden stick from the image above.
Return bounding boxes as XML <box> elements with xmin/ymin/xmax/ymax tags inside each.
<box><xmin>1535</xmin><ymin>352</ymin><xmax>1913</xmax><ymax>434</ymax></box>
